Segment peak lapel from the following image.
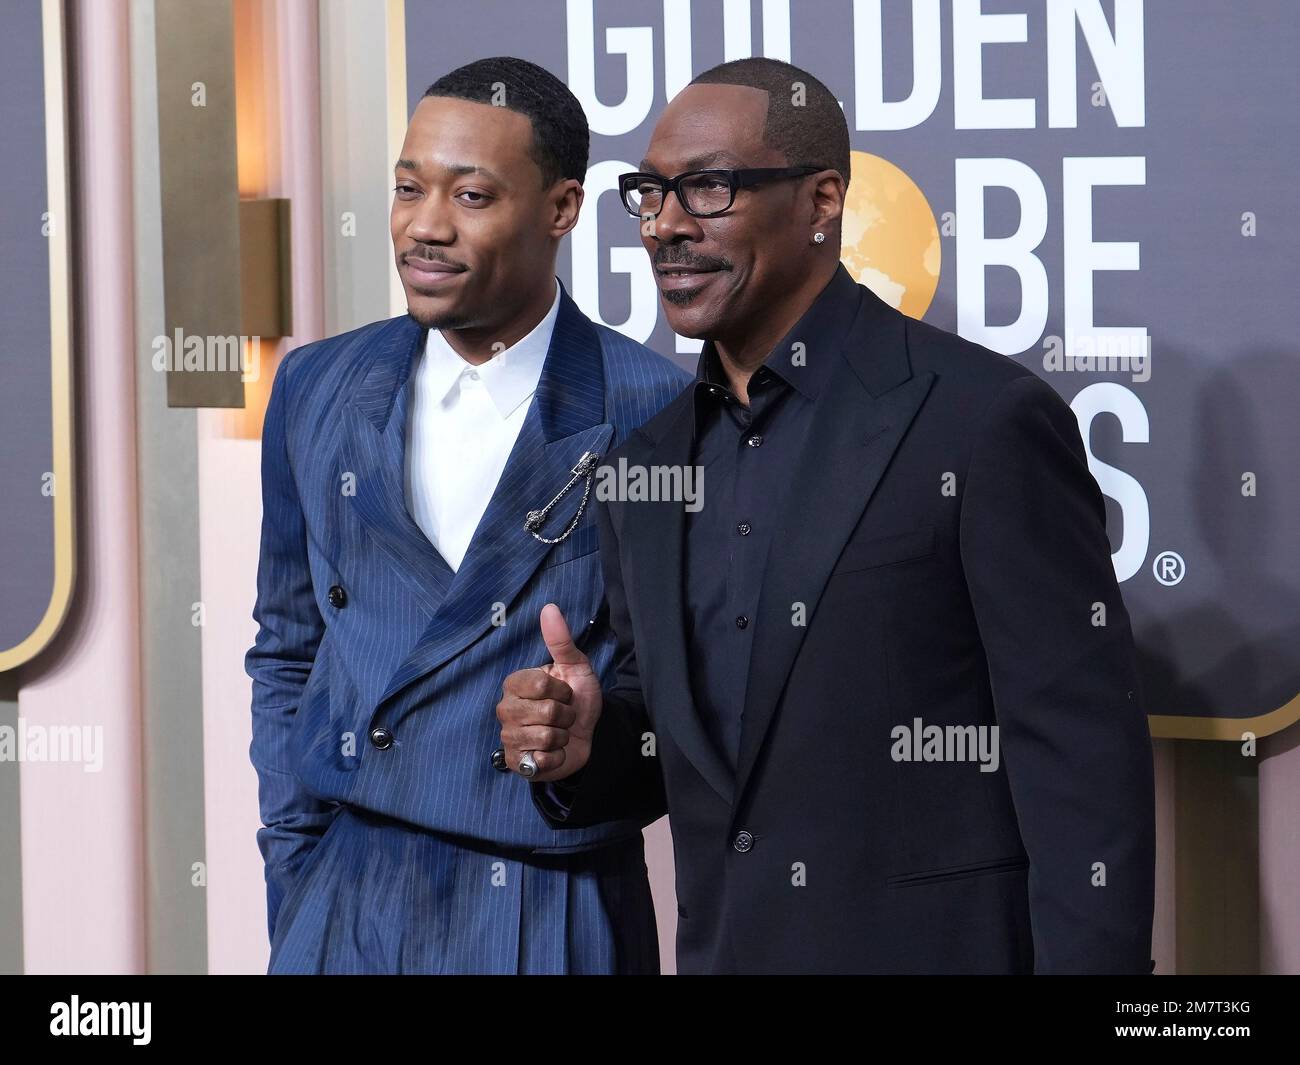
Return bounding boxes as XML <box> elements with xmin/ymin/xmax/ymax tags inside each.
<box><xmin>341</xmin><ymin>316</ymin><xmax>455</xmax><ymax>618</ymax></box>
<box><xmin>732</xmin><ymin>288</ymin><xmax>937</xmax><ymax>808</ymax></box>
<box><xmin>627</xmin><ymin>399</ymin><xmax>737</xmax><ymax>805</ymax></box>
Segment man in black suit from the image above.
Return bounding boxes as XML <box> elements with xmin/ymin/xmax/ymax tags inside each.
<box><xmin>496</xmin><ymin>57</ymin><xmax>1156</xmax><ymax>974</ymax></box>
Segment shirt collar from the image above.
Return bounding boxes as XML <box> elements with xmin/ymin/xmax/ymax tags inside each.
<box><xmin>420</xmin><ymin>276</ymin><xmax>561</xmax><ymax>418</ymax></box>
<box><xmin>692</xmin><ymin>262</ymin><xmax>862</xmax><ymax>412</ymax></box>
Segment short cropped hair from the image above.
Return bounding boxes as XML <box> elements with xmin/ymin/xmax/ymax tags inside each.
<box><xmin>424</xmin><ymin>56</ymin><xmax>589</xmax><ymax>186</ymax></box>
<box><xmin>692</xmin><ymin>57</ymin><xmax>850</xmax><ymax>187</ymax></box>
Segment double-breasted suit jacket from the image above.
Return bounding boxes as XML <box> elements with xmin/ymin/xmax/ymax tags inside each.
<box><xmin>246</xmin><ymin>283</ymin><xmax>690</xmax><ymax>973</ymax></box>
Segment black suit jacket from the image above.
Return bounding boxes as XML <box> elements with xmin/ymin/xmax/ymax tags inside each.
<box><xmin>534</xmin><ymin>279</ymin><xmax>1156</xmax><ymax>975</ymax></box>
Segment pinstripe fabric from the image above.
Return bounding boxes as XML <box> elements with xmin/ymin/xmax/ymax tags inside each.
<box><xmin>246</xmin><ymin>283</ymin><xmax>690</xmax><ymax>974</ymax></box>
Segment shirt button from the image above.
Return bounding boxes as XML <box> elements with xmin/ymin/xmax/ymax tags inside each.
<box><xmin>466</xmin><ymin>369</ymin><xmax>480</xmax><ymax>381</ymax></box>
<box><xmin>735</xmin><ymin>615</ymin><xmax>749</xmax><ymax>629</ymax></box>
<box><xmin>746</xmin><ymin>434</ymin><xmax>763</xmax><ymax>447</ymax></box>
<box><xmin>370</xmin><ymin>727</ymin><xmax>394</xmax><ymax>750</ymax></box>
<box><xmin>733</xmin><ymin>830</ymin><xmax>755</xmax><ymax>853</ymax></box>
<box><xmin>737</xmin><ymin>522</ymin><xmax>751</xmax><ymax>536</ymax></box>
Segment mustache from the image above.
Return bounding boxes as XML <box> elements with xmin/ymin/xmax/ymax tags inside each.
<box><xmin>403</xmin><ymin>246</ymin><xmax>467</xmax><ymax>270</ymax></box>
<box><xmin>653</xmin><ymin>248</ymin><xmax>732</xmax><ymax>272</ymax></box>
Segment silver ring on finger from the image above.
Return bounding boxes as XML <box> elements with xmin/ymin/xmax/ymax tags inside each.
<box><xmin>518</xmin><ymin>750</ymin><xmax>538</xmax><ymax>779</ymax></box>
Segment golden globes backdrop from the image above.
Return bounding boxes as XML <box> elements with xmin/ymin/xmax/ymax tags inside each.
<box><xmin>3</xmin><ymin>1</ymin><xmax>1296</xmax><ymax>746</ymax></box>
<box><xmin>404</xmin><ymin>0</ymin><xmax>1300</xmax><ymax>741</ymax></box>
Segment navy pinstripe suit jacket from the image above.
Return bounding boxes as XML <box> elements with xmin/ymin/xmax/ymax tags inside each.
<box><xmin>245</xmin><ymin>282</ymin><xmax>690</xmax><ymax>972</ymax></box>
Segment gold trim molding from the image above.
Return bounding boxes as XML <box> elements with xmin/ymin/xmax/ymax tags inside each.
<box><xmin>0</xmin><ymin>0</ymin><xmax>77</xmax><ymax>672</ymax></box>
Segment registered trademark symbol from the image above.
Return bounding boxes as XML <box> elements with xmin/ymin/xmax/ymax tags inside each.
<box><xmin>1153</xmin><ymin>550</ymin><xmax>1185</xmax><ymax>586</ymax></box>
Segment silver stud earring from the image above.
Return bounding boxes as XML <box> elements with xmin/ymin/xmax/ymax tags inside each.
<box><xmin>812</xmin><ymin>232</ymin><xmax>826</xmax><ymax>245</ymax></box>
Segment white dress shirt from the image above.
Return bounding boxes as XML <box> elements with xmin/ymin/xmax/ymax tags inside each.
<box><xmin>404</xmin><ymin>278</ymin><xmax>561</xmax><ymax>571</ymax></box>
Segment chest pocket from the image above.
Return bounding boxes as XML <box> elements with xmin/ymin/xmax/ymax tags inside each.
<box><xmin>540</xmin><ymin>520</ymin><xmax>600</xmax><ymax>568</ymax></box>
<box><xmin>830</xmin><ymin>524</ymin><xmax>936</xmax><ymax>576</ymax></box>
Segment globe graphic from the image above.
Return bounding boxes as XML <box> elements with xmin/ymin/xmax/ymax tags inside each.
<box><xmin>840</xmin><ymin>150</ymin><xmax>941</xmax><ymax>320</ymax></box>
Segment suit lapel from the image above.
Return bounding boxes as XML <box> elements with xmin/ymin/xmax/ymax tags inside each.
<box><xmin>341</xmin><ymin>315</ymin><xmax>456</xmax><ymax>618</ymax></box>
<box><xmin>627</xmin><ymin>398</ymin><xmax>736</xmax><ymax>805</ymax></box>
<box><xmin>732</xmin><ymin>288</ymin><xmax>937</xmax><ymax>808</ymax></box>
<box><xmin>373</xmin><ymin>286</ymin><xmax>613</xmax><ymax>710</ymax></box>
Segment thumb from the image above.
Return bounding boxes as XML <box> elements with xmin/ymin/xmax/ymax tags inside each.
<box><xmin>540</xmin><ymin>603</ymin><xmax>589</xmax><ymax>668</ymax></box>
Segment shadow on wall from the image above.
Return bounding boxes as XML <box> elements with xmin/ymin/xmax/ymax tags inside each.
<box><xmin>1135</xmin><ymin>349</ymin><xmax>1300</xmax><ymax>724</ymax></box>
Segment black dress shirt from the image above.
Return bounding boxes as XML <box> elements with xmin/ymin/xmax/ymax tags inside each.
<box><xmin>682</xmin><ymin>264</ymin><xmax>862</xmax><ymax>769</ymax></box>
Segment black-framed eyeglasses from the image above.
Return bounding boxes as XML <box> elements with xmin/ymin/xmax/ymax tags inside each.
<box><xmin>618</xmin><ymin>166</ymin><xmax>821</xmax><ymax>218</ymax></box>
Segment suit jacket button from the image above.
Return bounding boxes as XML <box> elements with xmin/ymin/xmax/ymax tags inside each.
<box><xmin>733</xmin><ymin>830</ymin><xmax>754</xmax><ymax>853</ymax></box>
<box><xmin>328</xmin><ymin>584</ymin><xmax>347</xmax><ymax>608</ymax></box>
<box><xmin>490</xmin><ymin>747</ymin><xmax>508</xmax><ymax>772</ymax></box>
<box><xmin>370</xmin><ymin>727</ymin><xmax>393</xmax><ymax>750</ymax></box>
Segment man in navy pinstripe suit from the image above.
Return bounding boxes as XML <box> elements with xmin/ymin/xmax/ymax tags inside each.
<box><xmin>245</xmin><ymin>57</ymin><xmax>689</xmax><ymax>974</ymax></box>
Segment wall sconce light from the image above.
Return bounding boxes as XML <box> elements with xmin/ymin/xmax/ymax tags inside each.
<box><xmin>154</xmin><ymin>0</ymin><xmax>292</xmax><ymax>409</ymax></box>
<box><xmin>238</xmin><ymin>197</ymin><xmax>292</xmax><ymax>342</ymax></box>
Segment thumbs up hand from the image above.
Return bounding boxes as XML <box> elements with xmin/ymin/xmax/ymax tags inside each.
<box><xmin>496</xmin><ymin>603</ymin><xmax>604</xmax><ymax>781</ymax></box>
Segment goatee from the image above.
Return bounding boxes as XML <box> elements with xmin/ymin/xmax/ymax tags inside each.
<box><xmin>406</xmin><ymin>306</ymin><xmax>473</xmax><ymax>331</ymax></box>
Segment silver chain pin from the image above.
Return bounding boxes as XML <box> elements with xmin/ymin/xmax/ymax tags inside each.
<box><xmin>524</xmin><ymin>451</ymin><xmax>601</xmax><ymax>544</ymax></box>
